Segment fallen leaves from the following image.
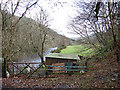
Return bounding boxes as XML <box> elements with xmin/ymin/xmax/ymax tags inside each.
<box><xmin>2</xmin><ymin>54</ymin><xmax>120</xmax><ymax>88</ymax></box>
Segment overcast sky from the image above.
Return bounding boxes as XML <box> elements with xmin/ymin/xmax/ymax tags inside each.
<box><xmin>31</xmin><ymin>0</ymin><xmax>80</xmax><ymax>39</ymax></box>
<box><xmin>35</xmin><ymin>0</ymin><xmax>119</xmax><ymax>39</ymax></box>
<box><xmin>1</xmin><ymin>0</ymin><xmax>82</xmax><ymax>39</ymax></box>
<box><xmin>2</xmin><ymin>0</ymin><xmax>119</xmax><ymax>39</ymax></box>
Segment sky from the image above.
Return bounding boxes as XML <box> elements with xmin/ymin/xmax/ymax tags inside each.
<box><xmin>40</xmin><ymin>0</ymin><xmax>119</xmax><ymax>39</ymax></box>
<box><xmin>35</xmin><ymin>0</ymin><xmax>105</xmax><ymax>39</ymax></box>
<box><xmin>1</xmin><ymin>0</ymin><xmax>119</xmax><ymax>39</ymax></box>
<box><xmin>1</xmin><ymin>0</ymin><xmax>81</xmax><ymax>39</ymax></box>
<box><xmin>32</xmin><ymin>0</ymin><xmax>81</xmax><ymax>39</ymax></box>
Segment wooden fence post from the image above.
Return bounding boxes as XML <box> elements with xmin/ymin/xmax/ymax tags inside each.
<box><xmin>85</xmin><ymin>61</ymin><xmax>87</xmax><ymax>71</ymax></box>
<box><xmin>2</xmin><ymin>58</ymin><xmax>7</xmax><ymax>78</ymax></box>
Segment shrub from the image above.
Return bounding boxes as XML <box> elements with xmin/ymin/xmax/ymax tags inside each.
<box><xmin>94</xmin><ymin>40</ymin><xmax>113</xmax><ymax>59</ymax></box>
<box><xmin>51</xmin><ymin>45</ymin><xmax>66</xmax><ymax>53</ymax></box>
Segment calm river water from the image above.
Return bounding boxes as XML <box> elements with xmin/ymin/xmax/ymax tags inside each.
<box><xmin>15</xmin><ymin>47</ymin><xmax>58</xmax><ymax>63</ymax></box>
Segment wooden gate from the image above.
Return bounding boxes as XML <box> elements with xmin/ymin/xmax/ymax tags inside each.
<box><xmin>8</xmin><ymin>62</ymin><xmax>46</xmax><ymax>78</ymax></box>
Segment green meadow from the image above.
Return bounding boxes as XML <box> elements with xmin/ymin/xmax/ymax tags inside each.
<box><xmin>60</xmin><ymin>44</ymin><xmax>95</xmax><ymax>57</ymax></box>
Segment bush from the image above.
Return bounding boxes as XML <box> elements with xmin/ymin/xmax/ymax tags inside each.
<box><xmin>51</xmin><ymin>45</ymin><xmax>66</xmax><ymax>53</ymax></box>
<box><xmin>94</xmin><ymin>40</ymin><xmax>113</xmax><ymax>58</ymax></box>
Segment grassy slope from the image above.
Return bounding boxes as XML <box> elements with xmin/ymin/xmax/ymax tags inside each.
<box><xmin>60</xmin><ymin>44</ymin><xmax>95</xmax><ymax>57</ymax></box>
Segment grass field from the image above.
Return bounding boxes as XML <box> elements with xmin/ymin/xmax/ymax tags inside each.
<box><xmin>60</xmin><ymin>44</ymin><xmax>95</xmax><ymax>57</ymax></box>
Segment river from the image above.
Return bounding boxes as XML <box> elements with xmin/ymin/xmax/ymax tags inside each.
<box><xmin>32</xmin><ymin>47</ymin><xmax>58</xmax><ymax>62</ymax></box>
<box><xmin>15</xmin><ymin>47</ymin><xmax>58</xmax><ymax>63</ymax></box>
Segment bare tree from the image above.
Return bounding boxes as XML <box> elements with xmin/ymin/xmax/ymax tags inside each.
<box><xmin>1</xmin><ymin>0</ymin><xmax>38</xmax><ymax>77</ymax></box>
<box><xmin>28</xmin><ymin>7</ymin><xmax>49</xmax><ymax>63</ymax></box>
<box><xmin>69</xmin><ymin>1</ymin><xmax>120</xmax><ymax>64</ymax></box>
<box><xmin>70</xmin><ymin>1</ymin><xmax>118</xmax><ymax>49</ymax></box>
<box><xmin>69</xmin><ymin>2</ymin><xmax>99</xmax><ymax>48</ymax></box>
<box><xmin>94</xmin><ymin>1</ymin><xmax>120</xmax><ymax>63</ymax></box>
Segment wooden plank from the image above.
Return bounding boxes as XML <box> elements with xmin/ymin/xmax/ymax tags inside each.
<box><xmin>46</xmin><ymin>65</ymin><xmax>87</xmax><ymax>68</ymax></box>
<box><xmin>52</xmin><ymin>63</ymin><xmax>65</xmax><ymax>73</ymax></box>
<box><xmin>12</xmin><ymin>64</ymin><xmax>21</xmax><ymax>73</ymax></box>
<box><xmin>8</xmin><ymin>62</ymin><xmax>41</xmax><ymax>64</ymax></box>
<box><xmin>27</xmin><ymin>63</ymin><xmax>45</xmax><ymax>78</ymax></box>
<box><xmin>46</xmin><ymin>69</ymin><xmax>87</xmax><ymax>71</ymax></box>
<box><xmin>17</xmin><ymin>63</ymin><xmax>30</xmax><ymax>75</ymax></box>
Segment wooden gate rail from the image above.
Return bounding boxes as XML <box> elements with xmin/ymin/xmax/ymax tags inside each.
<box><xmin>27</xmin><ymin>63</ymin><xmax>46</xmax><ymax>78</ymax></box>
<box><xmin>8</xmin><ymin>62</ymin><xmax>87</xmax><ymax>78</ymax></box>
<box><xmin>46</xmin><ymin>65</ymin><xmax>87</xmax><ymax>72</ymax></box>
<box><xmin>8</xmin><ymin>62</ymin><xmax>45</xmax><ymax>78</ymax></box>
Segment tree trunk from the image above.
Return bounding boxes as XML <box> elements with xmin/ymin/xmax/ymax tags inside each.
<box><xmin>117</xmin><ymin>1</ymin><xmax>120</xmax><ymax>63</ymax></box>
<box><xmin>2</xmin><ymin>58</ymin><xmax>7</xmax><ymax>78</ymax></box>
<box><xmin>108</xmin><ymin>2</ymin><xmax>117</xmax><ymax>48</ymax></box>
<box><xmin>41</xmin><ymin>57</ymin><xmax>44</xmax><ymax>63</ymax></box>
<box><xmin>38</xmin><ymin>52</ymin><xmax>44</xmax><ymax>63</ymax></box>
<box><xmin>118</xmin><ymin>2</ymin><xmax>120</xmax><ymax>41</ymax></box>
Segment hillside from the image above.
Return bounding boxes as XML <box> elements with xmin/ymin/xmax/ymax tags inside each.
<box><xmin>1</xmin><ymin>12</ymin><xmax>74</xmax><ymax>61</ymax></box>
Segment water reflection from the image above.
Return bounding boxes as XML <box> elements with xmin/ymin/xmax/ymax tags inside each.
<box><xmin>15</xmin><ymin>47</ymin><xmax>58</xmax><ymax>63</ymax></box>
